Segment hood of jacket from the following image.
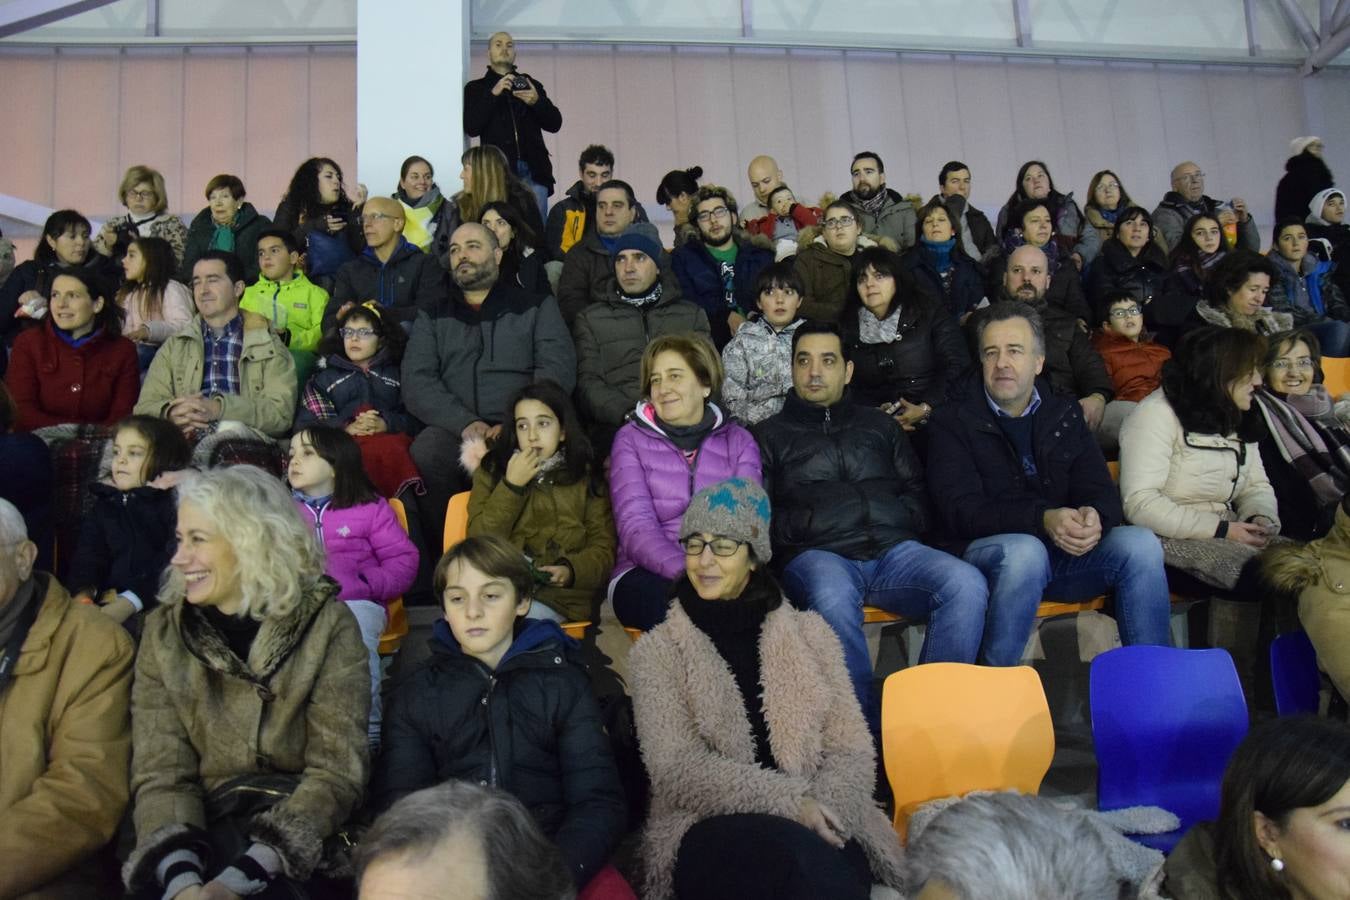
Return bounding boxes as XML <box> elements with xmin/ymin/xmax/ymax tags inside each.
<box><xmin>1264</xmin><ymin>501</ymin><xmax>1350</xmax><ymax>593</ymax></box>
<box><xmin>1308</xmin><ymin>187</ymin><xmax>1346</xmax><ymax>226</ymax></box>
<box><xmin>359</xmin><ymin>236</ymin><xmax>421</xmax><ymax>267</ymax></box>
<box><xmin>629</xmin><ymin>398</ymin><xmax>728</xmax><ymax>437</ymax></box>
<box><xmin>795</xmin><ymin>229</ymin><xmax>896</xmax><ymax>254</ymax></box>
<box><xmin>429</xmin><ymin>615</ymin><xmax>576</xmax><ymax>668</ymax></box>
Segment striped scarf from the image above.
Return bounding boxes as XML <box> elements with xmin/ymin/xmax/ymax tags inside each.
<box><xmin>1253</xmin><ymin>386</ymin><xmax>1350</xmax><ymax>506</ymax></box>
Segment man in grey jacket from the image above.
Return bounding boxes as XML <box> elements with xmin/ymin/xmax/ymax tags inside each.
<box><xmin>1152</xmin><ymin>160</ymin><xmax>1259</xmax><ymax>252</ymax></box>
<box><xmin>840</xmin><ymin>151</ymin><xmax>917</xmax><ymax>251</ymax></box>
<box><xmin>403</xmin><ymin>222</ymin><xmax>576</xmax><ymax>544</ymax></box>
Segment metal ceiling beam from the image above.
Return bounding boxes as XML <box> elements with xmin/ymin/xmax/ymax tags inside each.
<box><xmin>1273</xmin><ymin>0</ymin><xmax>1321</xmax><ymax>50</ymax></box>
<box><xmin>0</xmin><ymin>0</ymin><xmax>119</xmax><ymax>38</ymax></box>
<box><xmin>1334</xmin><ymin>0</ymin><xmax>1350</xmax><ymax>32</ymax></box>
<box><xmin>1012</xmin><ymin>0</ymin><xmax>1032</xmax><ymax>48</ymax></box>
<box><xmin>1306</xmin><ymin>19</ymin><xmax>1350</xmax><ymax>70</ymax></box>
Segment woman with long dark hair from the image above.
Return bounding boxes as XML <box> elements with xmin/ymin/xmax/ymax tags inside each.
<box><xmin>480</xmin><ymin>200</ymin><xmax>549</xmax><ymax>295</ymax></box>
<box><xmin>433</xmin><ymin>145</ymin><xmax>545</xmax><ymax>269</ymax></box>
<box><xmin>273</xmin><ymin>156</ymin><xmax>364</xmax><ymax>284</ymax></box>
<box><xmin>995</xmin><ymin>160</ymin><xmax>1099</xmax><ymax>270</ymax></box>
<box><xmin>117</xmin><ymin>236</ymin><xmax>193</xmax><ymax>371</ymax></box>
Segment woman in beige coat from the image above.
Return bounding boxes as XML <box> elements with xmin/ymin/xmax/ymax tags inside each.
<box><xmin>123</xmin><ymin>466</ymin><xmax>370</xmax><ymax>899</ymax></box>
<box><xmin>630</xmin><ymin>478</ymin><xmax>904</xmax><ymax>900</ymax></box>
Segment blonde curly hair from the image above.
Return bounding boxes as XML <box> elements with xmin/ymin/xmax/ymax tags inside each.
<box><xmin>158</xmin><ymin>465</ymin><xmax>324</xmax><ymax>619</ymax></box>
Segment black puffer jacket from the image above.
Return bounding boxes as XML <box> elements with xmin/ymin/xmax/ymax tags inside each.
<box><xmin>66</xmin><ymin>482</ymin><xmax>177</xmax><ymax>612</ymax></box>
<box><xmin>1086</xmin><ymin>238</ymin><xmax>1170</xmax><ymax>320</ymax></box>
<box><xmin>293</xmin><ymin>351</ymin><xmax>415</xmax><ymax>433</ymax></box>
<box><xmin>374</xmin><ymin>618</ymin><xmax>625</xmax><ymax>888</ymax></box>
<box><xmin>754</xmin><ymin>389</ymin><xmax>928</xmax><ymax>568</ymax></box>
<box><xmin>899</xmin><ymin>243</ymin><xmax>986</xmax><ymax>320</ymax></box>
<box><xmin>841</xmin><ymin>293</ymin><xmax>970</xmax><ymax>408</ymax></box>
<box><xmin>327</xmin><ymin>239</ymin><xmax>449</xmax><ymax>330</ymax></box>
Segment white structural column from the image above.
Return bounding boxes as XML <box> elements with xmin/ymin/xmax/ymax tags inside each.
<box><xmin>356</xmin><ymin>0</ymin><xmax>469</xmax><ymax>200</ymax></box>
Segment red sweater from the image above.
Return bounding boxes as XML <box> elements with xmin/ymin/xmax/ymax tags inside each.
<box><xmin>1090</xmin><ymin>329</ymin><xmax>1171</xmax><ymax>403</ymax></box>
<box><xmin>5</xmin><ymin>321</ymin><xmax>139</xmax><ymax>431</ymax></box>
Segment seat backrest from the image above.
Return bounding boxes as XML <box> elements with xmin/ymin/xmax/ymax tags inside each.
<box><xmin>1321</xmin><ymin>355</ymin><xmax>1350</xmax><ymax>397</ymax></box>
<box><xmin>881</xmin><ymin>663</ymin><xmax>1054</xmax><ymax>842</ymax></box>
<box><xmin>1270</xmin><ymin>630</ymin><xmax>1321</xmax><ymax>716</ymax></box>
<box><xmin>378</xmin><ymin>498</ymin><xmax>412</xmax><ymax>655</ymax></box>
<box><xmin>1090</xmin><ymin>646</ymin><xmax>1248</xmax><ymax>830</ymax></box>
<box><xmin>442</xmin><ymin>491</ymin><xmax>472</xmax><ymax>551</ymax></box>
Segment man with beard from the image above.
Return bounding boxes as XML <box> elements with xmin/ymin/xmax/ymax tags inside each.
<box><xmin>978</xmin><ymin>244</ymin><xmax>1112</xmax><ymax>430</ymax></box>
<box><xmin>670</xmin><ymin>185</ymin><xmax>773</xmax><ymax>349</ymax></box>
<box><xmin>403</xmin><ymin>223</ymin><xmax>575</xmax><ymax>544</ymax></box>
<box><xmin>742</xmin><ymin>155</ymin><xmax>786</xmax><ymax>222</ymax></box>
<box><xmin>463</xmin><ymin>31</ymin><xmax>563</xmax><ymax>220</ymax></box>
<box><xmin>574</xmin><ymin>226</ymin><xmax>709</xmax><ymax>452</ymax></box>
<box><xmin>544</xmin><ymin>144</ymin><xmax>649</xmax><ymax>261</ymax></box>
<box><xmin>556</xmin><ymin>179</ymin><xmax>641</xmax><ymax>325</ymax></box>
<box><xmin>840</xmin><ymin>151</ymin><xmax>917</xmax><ymax>251</ymax></box>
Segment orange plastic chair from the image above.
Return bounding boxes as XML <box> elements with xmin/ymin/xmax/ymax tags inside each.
<box><xmin>442</xmin><ymin>491</ymin><xmax>592</xmax><ymax>639</ymax></box>
<box><xmin>880</xmin><ymin>663</ymin><xmax>1054</xmax><ymax>842</ymax></box>
<box><xmin>1321</xmin><ymin>356</ymin><xmax>1350</xmax><ymax>397</ymax></box>
<box><xmin>442</xmin><ymin>491</ymin><xmax>472</xmax><ymax>551</ymax></box>
<box><xmin>377</xmin><ymin>498</ymin><xmax>412</xmax><ymax>656</ymax></box>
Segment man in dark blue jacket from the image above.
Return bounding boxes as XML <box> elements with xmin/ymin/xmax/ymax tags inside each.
<box><xmin>754</xmin><ymin>321</ymin><xmax>987</xmax><ymax>727</ymax></box>
<box><xmin>671</xmin><ymin>185</ymin><xmax>774</xmax><ymax>349</ymax></box>
<box><xmin>926</xmin><ymin>302</ymin><xmax>1171</xmax><ymax>666</ymax></box>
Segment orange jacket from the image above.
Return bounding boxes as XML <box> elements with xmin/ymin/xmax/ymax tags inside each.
<box><xmin>1090</xmin><ymin>329</ymin><xmax>1171</xmax><ymax>403</ymax></box>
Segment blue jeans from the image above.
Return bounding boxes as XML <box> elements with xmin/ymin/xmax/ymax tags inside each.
<box><xmin>514</xmin><ymin>159</ymin><xmax>551</xmax><ymax>224</ymax></box>
<box><xmin>781</xmin><ymin>541</ymin><xmax>987</xmax><ymax>724</ymax></box>
<box><xmin>962</xmin><ymin>526</ymin><xmax>1172</xmax><ymax>667</ymax></box>
<box><xmin>1307</xmin><ymin>318</ymin><xmax>1350</xmax><ymax>358</ymax></box>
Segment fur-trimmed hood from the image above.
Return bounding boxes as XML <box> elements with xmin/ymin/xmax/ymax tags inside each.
<box><xmin>1264</xmin><ymin>501</ymin><xmax>1350</xmax><ymax>592</ymax></box>
<box><xmin>796</xmin><ymin>226</ymin><xmax>899</xmax><ymax>254</ymax></box>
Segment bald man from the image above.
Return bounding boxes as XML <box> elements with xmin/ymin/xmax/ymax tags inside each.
<box><xmin>1152</xmin><ymin>159</ymin><xmax>1259</xmax><ymax>252</ymax></box>
<box><xmin>743</xmin><ymin>155</ymin><xmax>785</xmax><ymax>222</ymax></box>
<box><xmin>327</xmin><ymin>195</ymin><xmax>449</xmax><ymax>331</ymax></box>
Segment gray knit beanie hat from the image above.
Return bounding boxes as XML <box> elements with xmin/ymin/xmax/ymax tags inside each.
<box><xmin>680</xmin><ymin>478</ymin><xmax>772</xmax><ymax>563</ymax></box>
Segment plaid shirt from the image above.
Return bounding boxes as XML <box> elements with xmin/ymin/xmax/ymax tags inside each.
<box><xmin>200</xmin><ymin>315</ymin><xmax>244</xmax><ymax>398</ymax></box>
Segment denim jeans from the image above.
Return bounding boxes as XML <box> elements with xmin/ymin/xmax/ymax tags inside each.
<box><xmin>344</xmin><ymin>599</ymin><xmax>387</xmax><ymax>750</ymax></box>
<box><xmin>781</xmin><ymin>541</ymin><xmax>987</xmax><ymax>725</ymax></box>
<box><xmin>962</xmin><ymin>525</ymin><xmax>1172</xmax><ymax>667</ymax></box>
<box><xmin>514</xmin><ymin>158</ymin><xmax>551</xmax><ymax>224</ymax></box>
<box><xmin>1307</xmin><ymin>318</ymin><xmax>1350</xmax><ymax>358</ymax></box>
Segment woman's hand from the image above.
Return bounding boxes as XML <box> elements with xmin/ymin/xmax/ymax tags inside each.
<box><xmin>894</xmin><ymin>399</ymin><xmax>929</xmax><ymax>431</ymax></box>
<box><xmin>128</xmin><ymin>324</ymin><xmax>151</xmax><ymax>342</ymax></box>
<box><xmin>797</xmin><ymin>797</ymin><xmax>846</xmax><ymax>849</ymax></box>
<box><xmin>1225</xmin><ymin>521</ymin><xmax>1272</xmax><ymax>548</ymax></box>
<box><xmin>504</xmin><ymin>446</ymin><xmax>542</xmax><ymax>488</ymax></box>
<box><xmin>325</xmin><ymin>214</ymin><xmax>346</xmax><ymax>234</ymax></box>
<box><xmin>538</xmin><ymin>564</ymin><xmax>572</xmax><ymax>587</ymax></box>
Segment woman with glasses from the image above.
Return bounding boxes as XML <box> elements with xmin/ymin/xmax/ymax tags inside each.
<box><xmin>608</xmin><ymin>334</ymin><xmax>761</xmax><ymax>630</ymax></box>
<box><xmin>1084</xmin><ymin>169</ymin><xmax>1143</xmax><ymax>246</ymax></box>
<box><xmin>1086</xmin><ymin>207</ymin><xmax>1171</xmax><ymax>320</ymax></box>
<box><xmin>1249</xmin><ymin>328</ymin><xmax>1350</xmax><ymax>540</ymax></box>
<box><xmin>630</xmin><ymin>478</ymin><xmax>904</xmax><ymax>900</ymax></box>
<box><xmin>91</xmin><ymin>165</ymin><xmax>189</xmax><ymax>271</ymax></box>
<box><xmin>1091</xmin><ymin>290</ymin><xmax>1172</xmax><ymax>451</ymax></box>
<box><xmin>793</xmin><ymin>200</ymin><xmax>889</xmax><ymax>323</ymax></box>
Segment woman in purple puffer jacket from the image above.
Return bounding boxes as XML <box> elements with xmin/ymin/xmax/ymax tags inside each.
<box><xmin>609</xmin><ymin>333</ymin><xmax>763</xmax><ymax>629</ymax></box>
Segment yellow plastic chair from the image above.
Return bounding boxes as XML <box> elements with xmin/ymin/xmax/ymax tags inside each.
<box><xmin>443</xmin><ymin>491</ymin><xmax>592</xmax><ymax>639</ymax></box>
<box><xmin>1321</xmin><ymin>355</ymin><xmax>1350</xmax><ymax>397</ymax></box>
<box><xmin>377</xmin><ymin>497</ymin><xmax>412</xmax><ymax>656</ymax></box>
<box><xmin>880</xmin><ymin>663</ymin><xmax>1054</xmax><ymax>842</ymax></box>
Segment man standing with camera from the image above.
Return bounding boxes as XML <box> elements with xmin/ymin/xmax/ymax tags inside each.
<box><xmin>464</xmin><ymin>31</ymin><xmax>563</xmax><ymax>221</ymax></box>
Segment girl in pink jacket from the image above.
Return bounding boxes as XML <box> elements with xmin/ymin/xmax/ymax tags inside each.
<box><xmin>290</xmin><ymin>424</ymin><xmax>419</xmax><ymax>747</ymax></box>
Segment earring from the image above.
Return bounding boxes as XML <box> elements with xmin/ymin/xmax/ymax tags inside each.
<box><xmin>1270</xmin><ymin>857</ymin><xmax>1285</xmax><ymax>873</ymax></box>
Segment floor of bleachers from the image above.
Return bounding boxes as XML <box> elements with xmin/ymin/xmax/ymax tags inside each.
<box><xmin>389</xmin><ymin>601</ymin><xmax>1110</xmax><ymax>808</ymax></box>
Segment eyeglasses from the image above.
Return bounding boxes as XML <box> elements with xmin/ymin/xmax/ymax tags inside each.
<box><xmin>1178</xmin><ymin>172</ymin><xmax>1206</xmax><ymax>184</ymax></box>
<box><xmin>1270</xmin><ymin>357</ymin><xmax>1315</xmax><ymax>371</ymax></box>
<box><xmin>360</xmin><ymin>213</ymin><xmax>396</xmax><ymax>225</ymax></box>
<box><xmin>1109</xmin><ymin>306</ymin><xmax>1143</xmax><ymax>318</ymax></box>
<box><xmin>823</xmin><ymin>216</ymin><xmax>856</xmax><ymax>230</ymax></box>
<box><xmin>696</xmin><ymin>207</ymin><xmax>730</xmax><ymax>223</ymax></box>
<box><xmin>1097</xmin><ymin>181</ymin><xmax>1121</xmax><ymax>191</ymax></box>
<box><xmin>680</xmin><ymin>536</ymin><xmax>744</xmax><ymax>557</ymax></box>
<box><xmin>125</xmin><ymin>188</ymin><xmax>156</xmax><ymax>201</ymax></box>
<box><xmin>340</xmin><ymin>327</ymin><xmax>377</xmax><ymax>339</ymax></box>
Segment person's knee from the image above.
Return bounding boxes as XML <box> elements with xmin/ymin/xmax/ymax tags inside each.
<box><xmin>1110</xmin><ymin>525</ymin><xmax>1164</xmax><ymax>569</ymax></box>
<box><xmin>783</xmin><ymin>551</ymin><xmax>857</xmax><ymax>611</ymax></box>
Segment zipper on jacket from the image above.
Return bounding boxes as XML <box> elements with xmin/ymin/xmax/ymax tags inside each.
<box><xmin>823</xmin><ymin>407</ymin><xmax>831</xmax><ymax>434</ymax></box>
<box><xmin>483</xmin><ymin>673</ymin><xmax>500</xmax><ymax>787</ymax></box>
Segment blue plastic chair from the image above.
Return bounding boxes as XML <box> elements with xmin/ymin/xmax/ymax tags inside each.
<box><xmin>1089</xmin><ymin>646</ymin><xmax>1249</xmax><ymax>853</ymax></box>
<box><xmin>1270</xmin><ymin>631</ymin><xmax>1321</xmax><ymax>716</ymax></box>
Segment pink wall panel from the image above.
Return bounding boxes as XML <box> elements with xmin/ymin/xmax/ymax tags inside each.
<box><xmin>116</xmin><ymin>54</ymin><xmax>186</xmax><ymax>215</ymax></box>
<box><xmin>243</xmin><ymin>53</ymin><xmax>311</xmax><ymax>209</ymax></box>
<box><xmin>8</xmin><ymin>42</ymin><xmax>1350</xmax><ymax>254</ymax></box>
<box><xmin>50</xmin><ymin>55</ymin><xmax>120</xmax><ymax>214</ymax></box>
<box><xmin>307</xmin><ymin>51</ymin><xmax>357</xmax><ymax>198</ymax></box>
<box><xmin>0</xmin><ymin>56</ymin><xmax>56</xmax><ymax>204</ymax></box>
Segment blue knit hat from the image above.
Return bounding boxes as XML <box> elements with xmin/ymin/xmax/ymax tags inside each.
<box><xmin>680</xmin><ymin>478</ymin><xmax>773</xmax><ymax>563</ymax></box>
<box><xmin>610</xmin><ymin>223</ymin><xmax>663</xmax><ymax>265</ymax></box>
